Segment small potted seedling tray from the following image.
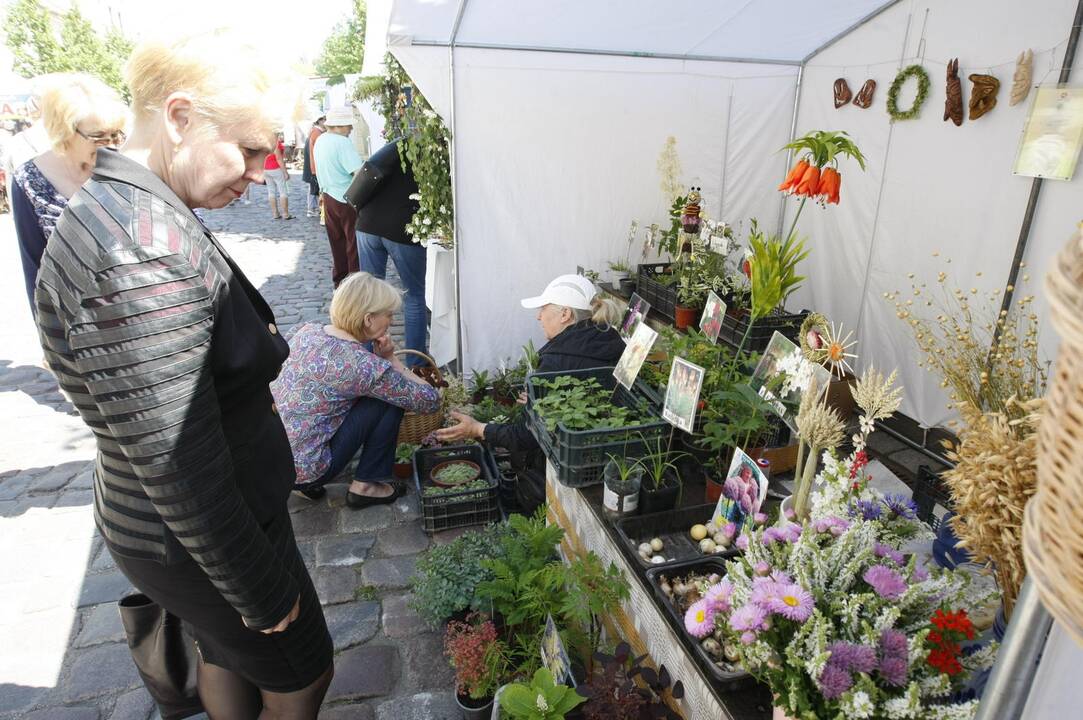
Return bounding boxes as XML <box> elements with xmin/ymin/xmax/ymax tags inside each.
<box><xmin>636</xmin><ymin>263</ymin><xmax>677</xmax><ymax>320</ymax></box>
<box><xmin>414</xmin><ymin>444</ymin><xmax>500</xmax><ymax>533</ymax></box>
<box><xmin>645</xmin><ymin>557</ymin><xmax>755</xmax><ymax>690</ymax></box>
<box><xmin>717</xmin><ymin>308</ymin><xmax>810</xmax><ymax>353</ymax></box>
<box><xmin>615</xmin><ymin>504</ymin><xmax>738</xmax><ymax>570</ymax></box>
<box><xmin>525</xmin><ymin>367</ymin><xmax>668</xmax><ymax>488</ymax></box>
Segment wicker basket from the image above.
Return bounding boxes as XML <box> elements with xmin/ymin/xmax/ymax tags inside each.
<box><xmin>1023</xmin><ymin>225</ymin><xmax>1083</xmax><ymax>646</ymax></box>
<box><xmin>395</xmin><ymin>349</ymin><xmax>446</xmax><ymax>445</ymax></box>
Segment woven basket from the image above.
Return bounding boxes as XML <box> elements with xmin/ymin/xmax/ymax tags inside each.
<box><xmin>1023</xmin><ymin>225</ymin><xmax>1083</xmax><ymax>646</ymax></box>
<box><xmin>395</xmin><ymin>349</ymin><xmax>446</xmax><ymax>445</ymax></box>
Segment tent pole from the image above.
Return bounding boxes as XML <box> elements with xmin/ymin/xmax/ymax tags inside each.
<box><xmin>991</xmin><ymin>0</ymin><xmax>1083</xmax><ymax>351</ymax></box>
<box><xmin>801</xmin><ymin>0</ymin><xmax>907</xmax><ymax>63</ymax></box>
<box><xmin>718</xmin><ymin>86</ymin><xmax>734</xmax><ymax>220</ymax></box>
<box><xmin>776</xmin><ymin>65</ymin><xmax>804</xmax><ymax>238</ymax></box>
<box><xmin>448</xmin><ymin>0</ymin><xmax>470</xmax><ymax>373</ymax></box>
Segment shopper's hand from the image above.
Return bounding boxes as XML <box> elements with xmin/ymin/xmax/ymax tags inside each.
<box><xmin>516</xmin><ymin>391</ymin><xmax>528</xmax><ymax>405</ymax></box>
<box><xmin>435</xmin><ymin>411</ymin><xmax>485</xmax><ymax>442</ymax></box>
<box><xmin>373</xmin><ymin>334</ymin><xmax>396</xmax><ymax>360</ymax></box>
<box><xmin>260</xmin><ymin>596</ymin><xmax>300</xmax><ymax>634</ymax></box>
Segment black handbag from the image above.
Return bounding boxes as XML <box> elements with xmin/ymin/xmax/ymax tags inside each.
<box><xmin>118</xmin><ymin>593</ymin><xmax>204</xmax><ymax>720</ymax></box>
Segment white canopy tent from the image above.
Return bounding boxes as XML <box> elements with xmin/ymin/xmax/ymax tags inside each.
<box><xmin>373</xmin><ymin>0</ymin><xmax>1083</xmax><ymax>430</ymax></box>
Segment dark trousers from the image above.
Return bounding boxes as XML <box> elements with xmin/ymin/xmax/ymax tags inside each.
<box><xmin>322</xmin><ymin>194</ymin><xmax>359</xmax><ymax>287</ymax></box>
<box><xmin>310</xmin><ymin>397</ymin><xmax>404</xmax><ymax>487</ymax></box>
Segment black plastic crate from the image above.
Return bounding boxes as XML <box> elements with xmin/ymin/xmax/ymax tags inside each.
<box><xmin>645</xmin><ymin>557</ymin><xmax>755</xmax><ymax>690</ymax></box>
<box><xmin>414</xmin><ymin>445</ymin><xmax>501</xmax><ymax>533</ymax></box>
<box><xmin>912</xmin><ymin>464</ymin><xmax>951</xmax><ymax>530</ymax></box>
<box><xmin>636</xmin><ymin>263</ymin><xmax>678</xmax><ymax>320</ymax></box>
<box><xmin>525</xmin><ymin>367</ymin><xmax>669</xmax><ymax>488</ymax></box>
<box><xmin>483</xmin><ymin>445</ymin><xmax>521</xmax><ymax>517</ymax></box>
<box><xmin>718</xmin><ymin>309</ymin><xmax>810</xmax><ymax>353</ymax></box>
<box><xmin>615</xmin><ymin>504</ymin><xmax>738</xmax><ymax>570</ymax></box>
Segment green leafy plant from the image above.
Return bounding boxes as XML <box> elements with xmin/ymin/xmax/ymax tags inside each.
<box><xmin>433</xmin><ymin>462</ymin><xmax>479</xmax><ymax>486</ymax></box>
<box><xmin>470</xmin><ymin>368</ymin><xmax>492</xmax><ymax>397</ymax></box>
<box><xmin>395</xmin><ymin>442</ymin><xmax>418</xmax><ymax>464</ymax></box>
<box><xmin>660</xmin><ymin>194</ymin><xmax>688</xmax><ymax>260</ymax></box>
<box><xmin>499</xmin><ymin>668</ymin><xmax>586</xmax><ymax>720</ymax></box>
<box><xmin>410</xmin><ymin>523</ymin><xmax>509</xmax><ymax>626</ymax></box>
<box><xmin>559</xmin><ymin>552</ymin><xmax>630</xmax><ymax>670</ymax></box>
<box><xmin>638</xmin><ymin>436</ymin><xmax>687</xmax><ymax>493</ymax></box>
<box><xmin>532</xmin><ymin>376</ymin><xmax>653</xmax><ymax>433</ymax></box>
<box><xmin>423</xmin><ymin>477</ymin><xmax>491</xmax><ymax>500</ymax></box>
<box><xmin>747</xmin><ymin>219</ymin><xmax>808</xmax><ymax>321</ymax></box>
<box><xmin>445</xmin><ymin>614</ymin><xmax>510</xmax><ymax>701</ymax></box>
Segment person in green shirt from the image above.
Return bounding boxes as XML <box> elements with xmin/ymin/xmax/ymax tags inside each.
<box><xmin>313</xmin><ymin>107</ymin><xmax>363</xmax><ymax>287</ymax></box>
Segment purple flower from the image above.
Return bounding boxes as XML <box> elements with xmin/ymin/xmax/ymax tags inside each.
<box><xmin>740</xmin><ymin>631</ymin><xmax>757</xmax><ymax>645</ymax></box>
<box><xmin>750</xmin><ymin>579</ymin><xmax>783</xmax><ymax>608</ymax></box>
<box><xmin>884</xmin><ymin>494</ymin><xmax>918</xmax><ymax>520</ymax></box>
<box><xmin>705</xmin><ymin>581</ymin><xmax>733</xmax><ymax>613</ymax></box>
<box><xmin>768</xmin><ymin>583</ymin><xmax>814</xmax><ymax>622</ymax></box>
<box><xmin>818</xmin><ymin>663</ymin><xmax>854</xmax><ymax>700</ymax></box>
<box><xmin>879</xmin><ymin>629</ymin><xmax>908</xmax><ymax>658</ymax></box>
<box><xmin>770</xmin><ymin>570</ymin><xmax>794</xmax><ymax>585</ymax></box>
<box><xmin>753</xmin><ymin>561</ymin><xmax>771</xmax><ymax>576</ymax></box>
<box><xmin>736</xmin><ymin>533</ymin><xmax>750</xmax><ymax>551</ymax></box>
<box><xmin>912</xmin><ymin>563</ymin><xmax>929</xmax><ymax>582</ymax></box>
<box><xmin>879</xmin><ymin>656</ymin><xmax>908</xmax><ymax>686</ymax></box>
<box><xmin>722</xmin><ymin>521</ymin><xmax>738</xmax><ymax>539</ymax></box>
<box><xmin>828</xmin><ymin>641</ymin><xmax>877</xmax><ymax>674</ymax></box>
<box><xmin>874</xmin><ymin>543</ymin><xmax>906</xmax><ymax>565</ymax></box>
<box><xmin>849</xmin><ymin>499</ymin><xmax>882</xmax><ymax>521</ymax></box>
<box><xmin>864</xmin><ymin>564</ymin><xmax>909</xmax><ymax>600</ymax></box>
<box><xmin>729</xmin><ymin>603</ymin><xmax>768</xmax><ymax>632</ymax></box>
<box><xmin>878</xmin><ymin>629</ymin><xmax>910</xmax><ymax>686</ymax></box>
<box><xmin>783</xmin><ymin>507</ymin><xmax>796</xmax><ymax>520</ymax></box>
<box><xmin>781</xmin><ymin>522</ymin><xmax>803</xmax><ymax>543</ymax></box>
<box><xmin>753</xmin><ymin>512</ymin><xmax>769</xmax><ymax>525</ymax></box>
<box><xmin>815</xmin><ymin>516</ymin><xmax>851</xmax><ymax>536</ymax></box>
<box><xmin>685</xmin><ymin>599</ymin><xmax>716</xmax><ymax>638</ymax></box>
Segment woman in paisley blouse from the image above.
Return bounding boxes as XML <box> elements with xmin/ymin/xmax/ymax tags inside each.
<box><xmin>272</xmin><ymin>271</ymin><xmax>440</xmax><ymax>508</ymax></box>
<box><xmin>11</xmin><ymin>73</ymin><xmax>127</xmax><ymax>312</ymax></box>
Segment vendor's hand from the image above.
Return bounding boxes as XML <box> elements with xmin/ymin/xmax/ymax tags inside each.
<box><xmin>516</xmin><ymin>391</ymin><xmax>527</xmax><ymax>405</ymax></box>
<box><xmin>435</xmin><ymin>411</ymin><xmax>485</xmax><ymax>442</ymax></box>
<box><xmin>373</xmin><ymin>334</ymin><xmax>396</xmax><ymax>360</ymax></box>
<box><xmin>256</xmin><ymin>596</ymin><xmax>300</xmax><ymax>634</ymax></box>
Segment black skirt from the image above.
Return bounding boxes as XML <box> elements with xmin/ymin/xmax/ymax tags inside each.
<box><xmin>110</xmin><ymin>512</ymin><xmax>332</xmax><ymax>693</ymax></box>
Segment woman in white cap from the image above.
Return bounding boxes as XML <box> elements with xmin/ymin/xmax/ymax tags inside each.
<box><xmin>313</xmin><ymin>106</ymin><xmax>362</xmax><ymax>287</ymax></box>
<box><xmin>436</xmin><ymin>274</ymin><xmax>625</xmax><ymax>512</ymax></box>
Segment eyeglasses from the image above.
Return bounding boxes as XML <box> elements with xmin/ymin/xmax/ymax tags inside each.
<box><xmin>74</xmin><ymin>127</ymin><xmax>125</xmax><ymax>147</ymax></box>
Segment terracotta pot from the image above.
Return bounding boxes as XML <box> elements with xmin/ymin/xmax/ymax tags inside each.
<box><xmin>392</xmin><ymin>462</ymin><xmax>413</xmax><ymax>480</ymax></box>
<box><xmin>674</xmin><ymin>304</ymin><xmax>698</xmax><ymax>330</ymax></box>
<box><xmin>705</xmin><ymin>475</ymin><xmax>724</xmax><ymax>503</ymax></box>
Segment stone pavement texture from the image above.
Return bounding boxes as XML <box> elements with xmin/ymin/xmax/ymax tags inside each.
<box><xmin>0</xmin><ymin>179</ymin><xmax>453</xmax><ymax>718</ymax></box>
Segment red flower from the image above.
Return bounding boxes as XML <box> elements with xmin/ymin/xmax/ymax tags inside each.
<box><xmin>794</xmin><ymin>164</ymin><xmax>821</xmax><ymax>198</ymax></box>
<box><xmin>778</xmin><ymin>159</ymin><xmax>810</xmax><ymax>193</ymax></box>
<box><xmin>742</xmin><ymin>258</ymin><xmax>751</xmax><ymax>278</ymax></box>
<box><xmin>816</xmin><ymin>167</ymin><xmax>842</xmax><ymax>204</ymax></box>
<box><xmin>849</xmin><ymin>450</ymin><xmax>869</xmax><ymax>479</ymax></box>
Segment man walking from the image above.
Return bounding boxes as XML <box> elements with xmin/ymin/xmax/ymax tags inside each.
<box><xmin>314</xmin><ymin>108</ymin><xmax>362</xmax><ymax>287</ymax></box>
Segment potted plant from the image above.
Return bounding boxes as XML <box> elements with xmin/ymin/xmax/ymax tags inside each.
<box><xmin>707</xmin><ymin>510</ymin><xmax>994</xmax><ymax>720</ymax></box>
<box><xmin>608</xmin><ymin>260</ymin><xmax>635</xmax><ymax>295</ymax></box>
<box><xmin>578</xmin><ymin>641</ymin><xmax>684</xmax><ymax>720</ymax></box>
<box><xmin>496</xmin><ymin>668</ymin><xmax>585</xmax><ymax>720</ymax></box>
<box><xmin>411</xmin><ymin>523</ymin><xmax>510</xmax><ymax>627</ymax></box>
<box><xmin>432</xmin><ymin>459</ymin><xmax>482</xmax><ymax>488</ymax></box>
<box><xmin>445</xmin><ymin>614</ymin><xmax>510</xmax><ymax>719</ymax></box>
<box><xmin>394</xmin><ymin>442</ymin><xmax>418</xmax><ymax>479</ymax></box>
<box><xmin>638</xmin><ymin>437</ymin><xmax>687</xmax><ymax>515</ymax></box>
<box><xmin>602</xmin><ymin>454</ymin><xmax>643</xmax><ymax>519</ymax></box>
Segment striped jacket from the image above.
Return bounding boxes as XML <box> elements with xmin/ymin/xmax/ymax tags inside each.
<box><xmin>35</xmin><ymin>150</ymin><xmax>299</xmax><ymax>631</ymax></box>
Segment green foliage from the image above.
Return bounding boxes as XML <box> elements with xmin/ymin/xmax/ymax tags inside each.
<box><xmin>532</xmin><ymin>376</ymin><xmax>653</xmax><ymax>433</ymax></box>
<box><xmin>660</xmin><ymin>195</ymin><xmax>688</xmax><ymax>259</ymax></box>
<box><xmin>433</xmin><ymin>462</ymin><xmax>479</xmax><ymax>486</ymax></box>
<box><xmin>410</xmin><ymin>523</ymin><xmax>510</xmax><ymax>626</ymax></box>
<box><xmin>423</xmin><ymin>478</ymin><xmax>490</xmax><ymax>499</ymax></box>
<box><xmin>500</xmin><ymin>669</ymin><xmax>586</xmax><ymax>720</ymax></box>
<box><xmin>395</xmin><ymin>442</ymin><xmax>418</xmax><ymax>464</ymax></box>
<box><xmin>782</xmin><ymin>129</ymin><xmax>866</xmax><ymax>170</ymax></box>
<box><xmin>315</xmin><ymin>0</ymin><xmax>365</xmax><ymax>85</ymax></box>
<box><xmin>748</xmin><ymin>219</ymin><xmax>808</xmax><ymax>320</ymax></box>
<box><xmin>355</xmin><ymin>585</ymin><xmax>378</xmax><ymax>601</ymax></box>
<box><xmin>3</xmin><ymin>0</ymin><xmax>134</xmax><ymax>98</ymax></box>
<box><xmin>637</xmin><ymin>435</ymin><xmax>687</xmax><ymax>492</ymax></box>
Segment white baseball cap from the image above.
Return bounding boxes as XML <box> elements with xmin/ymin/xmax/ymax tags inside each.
<box><xmin>325</xmin><ymin>107</ymin><xmax>354</xmax><ymax>127</ymax></box>
<box><xmin>521</xmin><ymin>274</ymin><xmax>597</xmax><ymax>310</ymax></box>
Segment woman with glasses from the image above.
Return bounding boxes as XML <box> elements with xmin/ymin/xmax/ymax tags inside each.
<box><xmin>11</xmin><ymin>73</ymin><xmax>128</xmax><ymax>313</ymax></box>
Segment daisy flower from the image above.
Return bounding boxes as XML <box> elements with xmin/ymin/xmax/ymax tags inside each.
<box><xmin>770</xmin><ymin>583</ymin><xmax>814</xmax><ymax>622</ymax></box>
<box><xmin>822</xmin><ymin>321</ymin><xmax>858</xmax><ymax>379</ymax></box>
<box><xmin>684</xmin><ymin>599</ymin><xmax>716</xmax><ymax>638</ymax></box>
<box><xmin>705</xmin><ymin>580</ymin><xmax>733</xmax><ymax>612</ymax></box>
<box><xmin>729</xmin><ymin>602</ymin><xmax>768</xmax><ymax>633</ymax></box>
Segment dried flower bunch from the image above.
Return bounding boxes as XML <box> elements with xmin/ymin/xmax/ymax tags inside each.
<box><xmin>792</xmin><ymin>378</ymin><xmax>846</xmax><ymax>519</ymax></box>
<box><xmin>885</xmin><ymin>260</ymin><xmax>1046</xmax><ymax>426</ymax></box>
<box><xmin>801</xmin><ymin>312</ymin><xmax>858</xmax><ymax>380</ymax></box>
<box><xmin>942</xmin><ymin>399</ymin><xmax>1042</xmax><ymax>617</ymax></box>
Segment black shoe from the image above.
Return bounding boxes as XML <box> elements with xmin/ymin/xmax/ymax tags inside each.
<box><xmin>292</xmin><ymin>484</ymin><xmax>326</xmax><ymax>500</ymax></box>
<box><xmin>346</xmin><ymin>482</ymin><xmax>405</xmax><ymax>509</ymax></box>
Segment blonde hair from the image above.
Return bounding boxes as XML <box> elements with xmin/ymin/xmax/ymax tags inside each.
<box><xmin>39</xmin><ymin>73</ymin><xmax>128</xmax><ymax>154</ymax></box>
<box><xmin>330</xmin><ymin>273</ymin><xmax>402</xmax><ymax>340</ymax></box>
<box><xmin>124</xmin><ymin>32</ymin><xmax>285</xmax><ymax>139</ymax></box>
<box><xmin>568</xmin><ymin>296</ymin><xmax>624</xmax><ymax>327</ymax></box>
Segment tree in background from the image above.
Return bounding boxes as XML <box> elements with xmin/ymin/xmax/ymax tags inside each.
<box><xmin>315</xmin><ymin>0</ymin><xmax>366</xmax><ymax>85</ymax></box>
<box><xmin>2</xmin><ymin>0</ymin><xmax>134</xmax><ymax>99</ymax></box>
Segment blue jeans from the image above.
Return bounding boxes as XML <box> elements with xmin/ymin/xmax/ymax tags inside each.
<box><xmin>356</xmin><ymin>232</ymin><xmax>428</xmax><ymax>366</ymax></box>
<box><xmin>312</xmin><ymin>397</ymin><xmax>404</xmax><ymax>486</ymax></box>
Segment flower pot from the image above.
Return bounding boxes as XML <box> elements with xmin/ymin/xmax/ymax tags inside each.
<box><xmin>603</xmin><ymin>461</ymin><xmax>642</xmax><ymax>519</ymax></box>
<box><xmin>392</xmin><ymin>461</ymin><xmax>413</xmax><ymax>480</ymax></box>
<box><xmin>674</xmin><ymin>304</ymin><xmax>698</xmax><ymax>330</ymax></box>
<box><xmin>705</xmin><ymin>474</ymin><xmax>724</xmax><ymax>503</ymax></box>
<box><xmin>431</xmin><ymin>460</ymin><xmax>481</xmax><ymax>488</ymax></box>
<box><xmin>455</xmin><ymin>691</ymin><xmax>494</xmax><ymax>720</ymax></box>
<box><xmin>618</xmin><ymin>276</ymin><xmax>637</xmax><ymax>296</ymax></box>
<box><xmin>779</xmin><ymin>494</ymin><xmax>794</xmax><ymax>520</ymax></box>
<box><xmin>640</xmin><ymin>471</ymin><xmax>681</xmax><ymax>515</ymax></box>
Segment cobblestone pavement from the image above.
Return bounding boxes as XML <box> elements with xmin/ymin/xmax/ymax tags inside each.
<box><xmin>0</xmin><ymin>179</ymin><xmax>458</xmax><ymax>719</ymax></box>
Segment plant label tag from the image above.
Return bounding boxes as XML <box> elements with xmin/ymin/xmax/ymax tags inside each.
<box><xmin>541</xmin><ymin>614</ymin><xmax>576</xmax><ymax>687</ymax></box>
<box><xmin>699</xmin><ymin>291</ymin><xmax>727</xmax><ymax>345</ymax></box>
<box><xmin>613</xmin><ymin>322</ymin><xmax>657</xmax><ymax>391</ymax></box>
<box><xmin>710</xmin><ymin>446</ymin><xmax>769</xmax><ymax>530</ymax></box>
<box><xmin>662</xmin><ymin>356</ymin><xmax>705</xmax><ymax>433</ymax></box>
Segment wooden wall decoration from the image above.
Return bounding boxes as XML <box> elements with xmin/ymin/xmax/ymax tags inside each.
<box><xmin>1010</xmin><ymin>49</ymin><xmax>1034</xmax><ymax>106</ymax></box>
<box><xmin>969</xmin><ymin>74</ymin><xmax>1001</xmax><ymax>120</ymax></box>
<box><xmin>854</xmin><ymin>79</ymin><xmax>876</xmax><ymax>108</ymax></box>
<box><xmin>944</xmin><ymin>59</ymin><xmax>964</xmax><ymax>126</ymax></box>
<box><xmin>834</xmin><ymin>78</ymin><xmax>853</xmax><ymax>108</ymax></box>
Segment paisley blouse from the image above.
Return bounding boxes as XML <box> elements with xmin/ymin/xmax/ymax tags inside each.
<box><xmin>272</xmin><ymin>322</ymin><xmax>441</xmax><ymax>483</ymax></box>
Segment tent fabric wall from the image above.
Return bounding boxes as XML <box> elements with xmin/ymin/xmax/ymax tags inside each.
<box><xmin>788</xmin><ymin>0</ymin><xmax>1083</xmax><ymax>428</ymax></box>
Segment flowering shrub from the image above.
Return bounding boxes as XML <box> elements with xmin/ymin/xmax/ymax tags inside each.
<box><xmin>702</xmin><ymin>516</ymin><xmax>997</xmax><ymax>719</ymax></box>
<box><xmin>444</xmin><ymin>615</ymin><xmax>509</xmax><ymax>700</ymax></box>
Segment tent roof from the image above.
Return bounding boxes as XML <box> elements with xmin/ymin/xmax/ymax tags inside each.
<box><xmin>388</xmin><ymin>0</ymin><xmax>901</xmax><ymax>65</ymax></box>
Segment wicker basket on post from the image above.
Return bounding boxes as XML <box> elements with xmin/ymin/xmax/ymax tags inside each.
<box><xmin>394</xmin><ymin>349</ymin><xmax>446</xmax><ymax>445</ymax></box>
<box><xmin>1023</xmin><ymin>226</ymin><xmax>1083</xmax><ymax>646</ymax></box>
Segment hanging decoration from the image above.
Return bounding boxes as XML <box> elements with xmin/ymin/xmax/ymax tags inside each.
<box><xmin>853</xmin><ymin>79</ymin><xmax>876</xmax><ymax>108</ymax></box>
<box><xmin>886</xmin><ymin>64</ymin><xmax>930</xmax><ymax>121</ymax></box>
<box><xmin>1010</xmin><ymin>49</ymin><xmax>1034</xmax><ymax>106</ymax></box>
<box><xmin>944</xmin><ymin>59</ymin><xmax>964</xmax><ymax>126</ymax></box>
<box><xmin>833</xmin><ymin>78</ymin><xmax>853</xmax><ymax>108</ymax></box>
<box><xmin>969</xmin><ymin>73</ymin><xmax>1001</xmax><ymax>120</ymax></box>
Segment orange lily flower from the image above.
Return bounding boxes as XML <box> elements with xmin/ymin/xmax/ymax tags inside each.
<box><xmin>794</xmin><ymin>164</ymin><xmax>821</xmax><ymax>197</ymax></box>
<box><xmin>778</xmin><ymin>158</ymin><xmax>810</xmax><ymax>193</ymax></box>
<box><xmin>817</xmin><ymin>167</ymin><xmax>842</xmax><ymax>204</ymax></box>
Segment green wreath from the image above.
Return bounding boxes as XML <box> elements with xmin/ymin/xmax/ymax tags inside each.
<box><xmin>886</xmin><ymin>64</ymin><xmax>931</xmax><ymax>121</ymax></box>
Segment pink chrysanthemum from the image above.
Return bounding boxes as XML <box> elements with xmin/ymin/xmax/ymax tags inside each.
<box><xmin>705</xmin><ymin>581</ymin><xmax>733</xmax><ymax>613</ymax></box>
<box><xmin>684</xmin><ymin>599</ymin><xmax>715</xmax><ymax>638</ymax></box>
<box><xmin>863</xmin><ymin>564</ymin><xmax>908</xmax><ymax>600</ymax></box>
<box><xmin>729</xmin><ymin>602</ymin><xmax>768</xmax><ymax>632</ymax></box>
<box><xmin>753</xmin><ymin>561</ymin><xmax>771</xmax><ymax>576</ymax></box>
<box><xmin>740</xmin><ymin>631</ymin><xmax>758</xmax><ymax>645</ymax></box>
<box><xmin>736</xmin><ymin>533</ymin><xmax>750</xmax><ymax>551</ymax></box>
<box><xmin>769</xmin><ymin>583</ymin><xmax>814</xmax><ymax>622</ymax></box>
